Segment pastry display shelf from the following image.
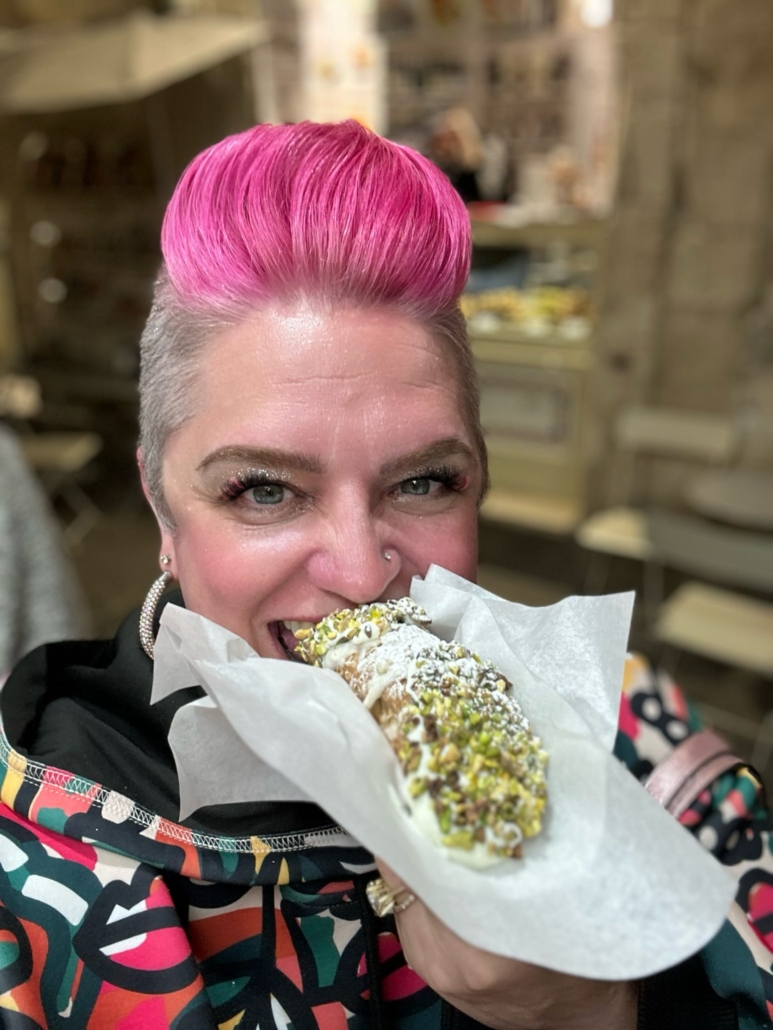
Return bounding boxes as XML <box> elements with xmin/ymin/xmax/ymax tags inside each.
<box><xmin>469</xmin><ymin>329</ymin><xmax>596</xmax><ymax>359</ymax></box>
<box><xmin>470</xmin><ymin>216</ymin><xmax>607</xmax><ymax>251</ymax></box>
<box><xmin>468</xmin><ymin>218</ymin><xmax>605</xmax><ymax>538</ymax></box>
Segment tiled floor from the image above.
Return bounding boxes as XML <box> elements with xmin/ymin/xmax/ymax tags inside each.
<box><xmin>65</xmin><ymin>474</ymin><xmax>772</xmax><ymax>790</ymax></box>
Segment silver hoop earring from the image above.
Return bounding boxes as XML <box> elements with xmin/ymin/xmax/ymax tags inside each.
<box><xmin>139</xmin><ymin>568</ymin><xmax>173</xmax><ymax>660</ymax></box>
<box><xmin>383</xmin><ymin>550</ymin><xmax>392</xmax><ymax>562</ymax></box>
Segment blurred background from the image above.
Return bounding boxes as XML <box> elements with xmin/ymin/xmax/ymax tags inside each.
<box><xmin>0</xmin><ymin>0</ymin><xmax>771</xmax><ymax>781</ymax></box>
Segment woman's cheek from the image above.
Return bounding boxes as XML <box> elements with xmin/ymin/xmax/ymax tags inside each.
<box><xmin>400</xmin><ymin>509</ymin><xmax>478</xmax><ymax>582</ymax></box>
<box><xmin>172</xmin><ymin>517</ymin><xmax>308</xmax><ymax>627</ymax></box>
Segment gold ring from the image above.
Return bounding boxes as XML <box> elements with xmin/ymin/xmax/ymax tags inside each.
<box><xmin>366</xmin><ymin>876</ymin><xmax>417</xmax><ymax>917</ymax></box>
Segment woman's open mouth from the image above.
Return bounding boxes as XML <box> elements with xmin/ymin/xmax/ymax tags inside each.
<box><xmin>270</xmin><ymin>620</ymin><xmax>315</xmax><ymax>661</ymax></box>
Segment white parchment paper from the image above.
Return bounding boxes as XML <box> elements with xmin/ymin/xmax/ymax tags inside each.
<box><xmin>152</xmin><ymin>566</ymin><xmax>735</xmax><ymax>979</ymax></box>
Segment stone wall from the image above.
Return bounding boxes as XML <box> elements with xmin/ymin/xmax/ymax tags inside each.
<box><xmin>591</xmin><ymin>0</ymin><xmax>773</xmax><ymax>504</ymax></box>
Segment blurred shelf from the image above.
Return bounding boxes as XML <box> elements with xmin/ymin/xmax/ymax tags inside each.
<box><xmin>469</xmin><ymin>216</ymin><xmax>600</xmax><ymax>536</ymax></box>
<box><xmin>470</xmin><ymin>217</ymin><xmax>606</xmax><ymax>250</ymax></box>
<box><xmin>0</xmin><ymin>12</ymin><xmax>268</xmax><ymax>114</ymax></box>
<box><xmin>3</xmin><ymin>16</ymin><xmax>259</xmax><ymax>413</ymax></box>
<box><xmin>472</xmin><ymin>336</ymin><xmax>595</xmax><ymax>369</ymax></box>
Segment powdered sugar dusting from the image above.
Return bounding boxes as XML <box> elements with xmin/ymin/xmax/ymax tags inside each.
<box><xmin>297</xmin><ymin>600</ymin><xmax>549</xmax><ymax>867</ymax></box>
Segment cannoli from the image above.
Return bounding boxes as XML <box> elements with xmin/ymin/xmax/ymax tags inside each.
<box><xmin>294</xmin><ymin>599</ymin><xmax>548</xmax><ymax>868</ymax></box>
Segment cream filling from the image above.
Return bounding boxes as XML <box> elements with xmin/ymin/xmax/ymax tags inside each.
<box><xmin>316</xmin><ymin>614</ymin><xmax>529</xmax><ymax>868</ymax></box>
<box><xmin>406</xmin><ymin>791</ymin><xmax>508</xmax><ymax>870</ymax></box>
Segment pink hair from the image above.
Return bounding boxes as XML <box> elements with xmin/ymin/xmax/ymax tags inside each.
<box><xmin>161</xmin><ymin>120</ymin><xmax>471</xmax><ymax>314</ymax></box>
<box><xmin>140</xmin><ymin>121</ymin><xmax>485</xmax><ymax>525</ymax></box>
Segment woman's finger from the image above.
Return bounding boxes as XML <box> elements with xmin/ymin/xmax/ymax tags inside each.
<box><xmin>374</xmin><ymin>857</ymin><xmax>402</xmax><ymax>888</ymax></box>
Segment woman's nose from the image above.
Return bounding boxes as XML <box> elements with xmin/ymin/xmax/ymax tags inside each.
<box><xmin>306</xmin><ymin>515</ymin><xmax>397</xmax><ymax>605</ymax></box>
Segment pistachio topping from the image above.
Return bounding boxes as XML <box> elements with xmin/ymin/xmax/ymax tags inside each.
<box><xmin>294</xmin><ymin>598</ymin><xmax>431</xmax><ymax>665</ymax></box>
<box><xmin>295</xmin><ymin>599</ymin><xmax>548</xmax><ymax>864</ymax></box>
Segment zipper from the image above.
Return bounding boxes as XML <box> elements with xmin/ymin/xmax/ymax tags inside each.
<box><xmin>356</xmin><ymin>872</ymin><xmax>386</xmax><ymax>1030</ymax></box>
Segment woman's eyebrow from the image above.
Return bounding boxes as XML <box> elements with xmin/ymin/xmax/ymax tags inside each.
<box><xmin>379</xmin><ymin>439</ymin><xmax>475</xmax><ymax>478</ymax></box>
<box><xmin>196</xmin><ymin>446</ymin><xmax>323</xmax><ymax>474</ymax></box>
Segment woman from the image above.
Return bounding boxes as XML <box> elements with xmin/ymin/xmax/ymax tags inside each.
<box><xmin>0</xmin><ymin>122</ymin><xmax>770</xmax><ymax>1030</ymax></box>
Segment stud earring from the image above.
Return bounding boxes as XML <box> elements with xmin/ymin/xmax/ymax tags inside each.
<box><xmin>383</xmin><ymin>551</ymin><xmax>392</xmax><ymax>562</ymax></box>
<box><xmin>139</xmin><ymin>557</ymin><xmax>174</xmax><ymax>659</ymax></box>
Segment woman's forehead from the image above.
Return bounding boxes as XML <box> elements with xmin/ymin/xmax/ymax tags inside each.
<box><xmin>212</xmin><ymin>304</ymin><xmax>442</xmax><ymax>367</ymax></box>
<box><xmin>172</xmin><ymin>305</ymin><xmax>470</xmax><ymax>463</ymax></box>
<box><xmin>199</xmin><ymin>306</ymin><xmax>456</xmax><ymax>404</ymax></box>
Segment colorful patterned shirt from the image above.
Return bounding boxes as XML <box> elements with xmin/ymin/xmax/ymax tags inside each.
<box><xmin>0</xmin><ymin>637</ymin><xmax>769</xmax><ymax>1029</ymax></box>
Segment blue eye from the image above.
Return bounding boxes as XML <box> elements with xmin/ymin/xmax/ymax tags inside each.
<box><xmin>400</xmin><ymin>478</ymin><xmax>431</xmax><ymax>496</ymax></box>
<box><xmin>249</xmin><ymin>483</ymin><xmax>286</xmax><ymax>505</ymax></box>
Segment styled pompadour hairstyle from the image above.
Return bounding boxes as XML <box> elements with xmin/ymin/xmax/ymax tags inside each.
<box><xmin>139</xmin><ymin>120</ymin><xmax>486</xmax><ymax>526</ymax></box>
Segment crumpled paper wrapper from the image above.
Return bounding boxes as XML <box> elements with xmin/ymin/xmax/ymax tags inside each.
<box><xmin>152</xmin><ymin>566</ymin><xmax>735</xmax><ymax>980</ymax></box>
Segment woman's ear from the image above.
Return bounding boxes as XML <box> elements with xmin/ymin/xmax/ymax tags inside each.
<box><xmin>137</xmin><ymin>447</ymin><xmax>176</xmax><ymax>566</ymax></box>
<box><xmin>137</xmin><ymin>446</ymin><xmax>152</xmax><ymax>508</ymax></box>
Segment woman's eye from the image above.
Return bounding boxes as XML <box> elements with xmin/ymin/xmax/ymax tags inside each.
<box><xmin>248</xmin><ymin>483</ymin><xmax>286</xmax><ymax>505</ymax></box>
<box><xmin>400</xmin><ymin>477</ymin><xmax>432</xmax><ymax>496</ymax></box>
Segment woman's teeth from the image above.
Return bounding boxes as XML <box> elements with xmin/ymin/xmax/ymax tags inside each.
<box><xmin>284</xmin><ymin>620</ymin><xmax>315</xmax><ymax>633</ymax></box>
<box><xmin>276</xmin><ymin>621</ymin><xmax>314</xmax><ymax>660</ymax></box>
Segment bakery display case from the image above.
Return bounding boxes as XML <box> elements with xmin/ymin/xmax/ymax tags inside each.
<box><xmin>379</xmin><ymin>2</ymin><xmax>615</xmax><ymax>535</ymax></box>
<box><xmin>383</xmin><ymin>0</ymin><xmax>570</xmax><ymax>159</ymax></box>
<box><xmin>465</xmin><ymin>213</ymin><xmax>606</xmax><ymax>534</ymax></box>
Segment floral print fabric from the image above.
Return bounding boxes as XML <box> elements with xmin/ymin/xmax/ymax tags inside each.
<box><xmin>0</xmin><ymin>654</ymin><xmax>769</xmax><ymax>1028</ymax></box>
<box><xmin>620</xmin><ymin>655</ymin><xmax>773</xmax><ymax>1028</ymax></box>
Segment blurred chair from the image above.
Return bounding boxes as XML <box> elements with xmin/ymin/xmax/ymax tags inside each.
<box><xmin>577</xmin><ymin>406</ymin><xmax>740</xmax><ymax>592</ymax></box>
<box><xmin>0</xmin><ymin>375</ymin><xmax>40</xmax><ymax>420</ymax></box>
<box><xmin>644</xmin><ymin>508</ymin><xmax>773</xmax><ymax>767</ymax></box>
<box><xmin>0</xmin><ymin>374</ymin><xmax>103</xmax><ymax>545</ymax></box>
<box><xmin>647</xmin><ymin>508</ymin><xmax>773</xmax><ymax>598</ymax></box>
<box><xmin>685</xmin><ymin>467</ymin><xmax>773</xmax><ymax>532</ymax></box>
<box><xmin>480</xmin><ymin>489</ymin><xmax>583</xmax><ymax>536</ymax></box>
<box><xmin>19</xmin><ymin>431</ymin><xmax>103</xmax><ymax>546</ymax></box>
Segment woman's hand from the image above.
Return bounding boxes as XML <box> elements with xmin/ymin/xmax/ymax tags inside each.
<box><xmin>376</xmin><ymin>861</ymin><xmax>637</xmax><ymax>1030</ymax></box>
